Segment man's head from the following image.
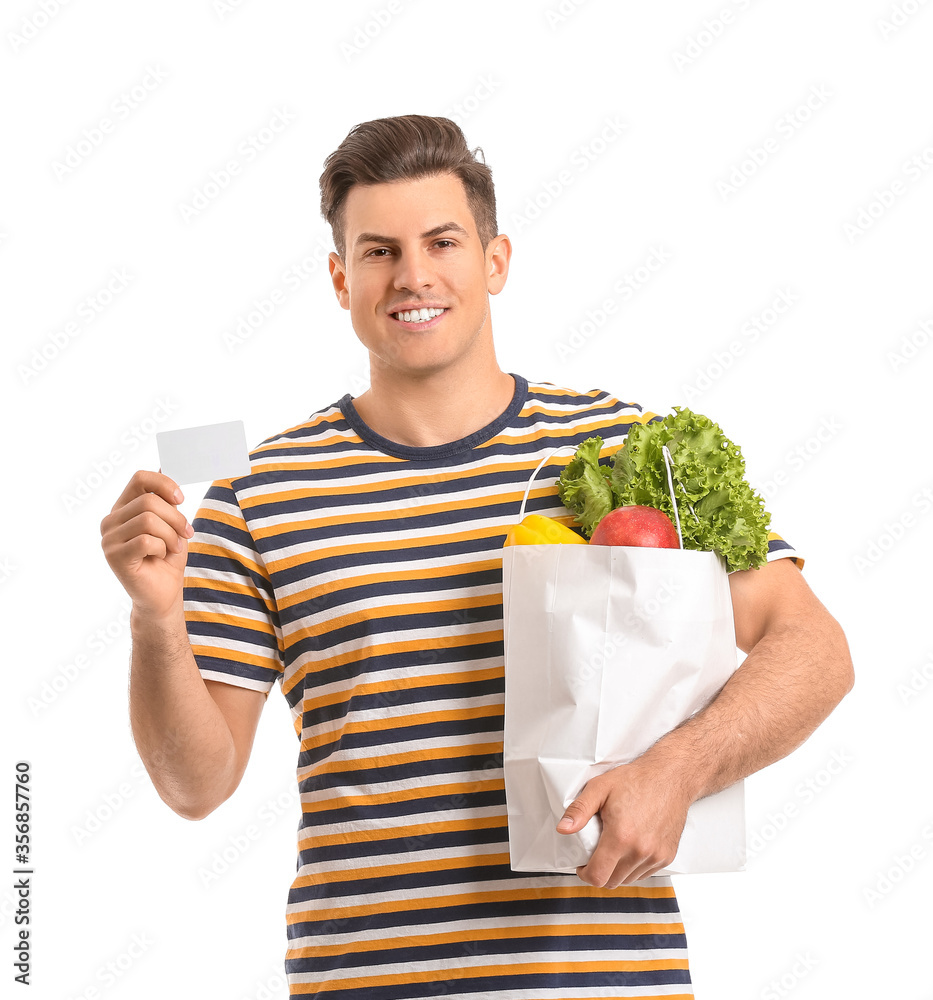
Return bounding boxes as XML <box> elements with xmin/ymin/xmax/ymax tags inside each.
<box><xmin>319</xmin><ymin>115</ymin><xmax>498</xmax><ymax>260</ymax></box>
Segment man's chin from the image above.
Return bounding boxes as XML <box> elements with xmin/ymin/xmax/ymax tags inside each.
<box><xmin>369</xmin><ymin>350</ymin><xmax>466</xmax><ymax>383</ymax></box>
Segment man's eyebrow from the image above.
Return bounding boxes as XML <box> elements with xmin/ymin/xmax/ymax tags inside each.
<box><xmin>421</xmin><ymin>222</ymin><xmax>469</xmax><ymax>240</ymax></box>
<box><xmin>354</xmin><ymin>222</ymin><xmax>469</xmax><ymax>247</ymax></box>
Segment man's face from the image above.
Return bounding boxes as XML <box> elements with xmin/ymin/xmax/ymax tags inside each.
<box><xmin>329</xmin><ymin>172</ymin><xmax>510</xmax><ymax>381</ymax></box>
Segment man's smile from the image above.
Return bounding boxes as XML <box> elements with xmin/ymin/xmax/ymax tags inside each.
<box><xmin>388</xmin><ymin>306</ymin><xmax>449</xmax><ymax>327</ymax></box>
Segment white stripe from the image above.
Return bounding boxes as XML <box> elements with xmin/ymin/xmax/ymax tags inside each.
<box><xmin>284</xmin><ymin>947</ymin><xmax>690</xmax><ymax>987</ymax></box>
<box><xmin>284</xmin><ymin>908</ymin><xmax>684</xmax><ymax>948</ymax></box>
<box><xmin>285</xmin><ymin>872</ymin><xmax>676</xmax><ymax>915</ymax></box>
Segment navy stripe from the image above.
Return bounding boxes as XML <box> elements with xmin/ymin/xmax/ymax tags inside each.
<box><xmin>304</xmin><ymin>788</ymin><xmax>506</xmax><ymax>828</ymax></box>
<box><xmin>300</xmin><ymin>749</ymin><xmax>503</xmax><ymax>796</ymax></box>
<box><xmin>290</xmin><ymin>639</ymin><xmax>505</xmax><ymax>692</ymax></box>
<box><xmin>296</xmin><ymin>710</ymin><xmax>505</xmax><ymax>771</ymax></box>
<box><xmin>285</xmin><ymin>932</ymin><xmax>690</xmax><ymax>975</ymax></box>
<box><xmin>297</xmin><ymin>824</ymin><xmax>509</xmax><ymax>865</ymax></box>
<box><xmin>195</xmin><ymin>653</ymin><xmax>280</xmax><ymax>686</ymax></box>
<box><xmin>279</xmin><ymin>567</ymin><xmax>503</xmax><ymax>619</ymax></box>
<box><xmin>269</xmin><ymin>534</ymin><xmax>505</xmax><ymax>592</ymax></box>
<box><xmin>287</xmin><ymin>882</ymin><xmax>684</xmax><ymax>919</ymax></box>
<box><xmin>284</xmin><ymin>970</ymin><xmax>690</xmax><ymax>1000</ymax></box>
<box><xmin>301</xmin><ymin>678</ymin><xmax>504</xmax><ymax>742</ymax></box>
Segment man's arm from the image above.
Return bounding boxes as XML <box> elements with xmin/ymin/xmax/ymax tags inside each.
<box><xmin>102</xmin><ymin>470</ymin><xmax>266</xmax><ymax>820</ymax></box>
<box><xmin>557</xmin><ymin>556</ymin><xmax>854</xmax><ymax>888</ymax></box>
<box><xmin>129</xmin><ymin>610</ymin><xmax>266</xmax><ymax>820</ymax></box>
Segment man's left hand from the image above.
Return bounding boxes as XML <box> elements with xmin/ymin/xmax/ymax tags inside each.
<box><xmin>556</xmin><ymin>758</ymin><xmax>692</xmax><ymax>888</ymax></box>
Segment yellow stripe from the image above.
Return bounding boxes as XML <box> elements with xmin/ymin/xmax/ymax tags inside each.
<box><xmin>186</xmin><ymin>607</ymin><xmax>277</xmax><ymax>638</ymax></box>
<box><xmin>278</xmin><ymin>556</ymin><xmax>502</xmax><ymax>610</ymax></box>
<box><xmin>767</xmin><ymin>529</ymin><xmax>805</xmax><ymax>568</ymax></box>
<box><xmin>287</xmin><ymin>959</ymin><xmax>690</xmax><ymax>992</ymax></box>
<box><xmin>296</xmin><ymin>666</ymin><xmax>502</xmax><ymax>716</ymax></box>
<box><xmin>299</xmin><ymin>779</ymin><xmax>504</xmax><ymax>818</ymax></box>
<box><xmin>266</xmin><ymin>524</ymin><xmax>510</xmax><ymax>575</ymax></box>
<box><xmin>289</xmin><ymin>593</ymin><xmax>501</xmax><ymax>643</ymax></box>
<box><xmin>299</xmin><ymin>739</ymin><xmax>504</xmax><ymax>780</ymax></box>
<box><xmin>283</xmin><ymin>629</ymin><xmax>503</xmax><ymax>699</ymax></box>
<box><xmin>185</xmin><ymin>574</ymin><xmax>265</xmax><ymax>599</ymax></box>
<box><xmin>297</xmin><ymin>813</ymin><xmax>506</xmax><ymax>851</ymax></box>
<box><xmin>189</xmin><ymin>642</ymin><xmax>280</xmax><ymax>673</ymax></box>
<box><xmin>188</xmin><ymin>540</ymin><xmax>271</xmax><ymax>582</ymax></box>
<box><xmin>292</xmin><ymin>850</ymin><xmax>513</xmax><ymax>887</ymax></box>
<box><xmin>248</xmin><ymin>483</ymin><xmax>545</xmax><ymax>539</ymax></box>
<box><xmin>286</xmin><ymin>883</ymin><xmax>677</xmax><ymax>925</ymax></box>
<box><xmin>288</xmin><ymin>920</ymin><xmax>687</xmax><ymax>959</ymax></box>
<box><xmin>298</xmin><ymin>700</ymin><xmax>502</xmax><ymax>752</ymax></box>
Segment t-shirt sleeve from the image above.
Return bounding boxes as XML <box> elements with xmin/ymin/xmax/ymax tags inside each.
<box><xmin>761</xmin><ymin>530</ymin><xmax>804</xmax><ymax>572</ymax></box>
<box><xmin>183</xmin><ymin>480</ymin><xmax>285</xmax><ymax>694</ymax></box>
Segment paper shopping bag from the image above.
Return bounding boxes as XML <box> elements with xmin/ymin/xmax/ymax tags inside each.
<box><xmin>501</xmin><ymin>541</ymin><xmax>746</xmax><ymax>875</ymax></box>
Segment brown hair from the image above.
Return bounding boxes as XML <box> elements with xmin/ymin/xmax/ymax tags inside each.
<box><xmin>320</xmin><ymin>115</ymin><xmax>498</xmax><ymax>259</ymax></box>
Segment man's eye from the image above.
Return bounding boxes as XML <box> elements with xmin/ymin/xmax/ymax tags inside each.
<box><xmin>367</xmin><ymin>248</ymin><xmax>391</xmax><ymax>257</ymax></box>
<box><xmin>435</xmin><ymin>240</ymin><xmax>455</xmax><ymax>248</ymax></box>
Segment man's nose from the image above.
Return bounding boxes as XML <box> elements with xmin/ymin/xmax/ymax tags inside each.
<box><xmin>392</xmin><ymin>250</ymin><xmax>434</xmax><ymax>291</ymax></box>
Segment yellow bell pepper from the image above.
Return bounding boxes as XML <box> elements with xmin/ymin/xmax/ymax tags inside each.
<box><xmin>503</xmin><ymin>513</ymin><xmax>587</xmax><ymax>546</ymax></box>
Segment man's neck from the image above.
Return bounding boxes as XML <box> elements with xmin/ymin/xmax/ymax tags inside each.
<box><xmin>352</xmin><ymin>366</ymin><xmax>516</xmax><ymax>448</ymax></box>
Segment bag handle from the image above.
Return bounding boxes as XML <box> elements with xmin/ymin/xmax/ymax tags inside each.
<box><xmin>661</xmin><ymin>445</ymin><xmax>685</xmax><ymax>549</ymax></box>
<box><xmin>518</xmin><ymin>442</ymin><xmax>687</xmax><ymax>549</ymax></box>
<box><xmin>518</xmin><ymin>447</ymin><xmax>577</xmax><ymax>521</ymax></box>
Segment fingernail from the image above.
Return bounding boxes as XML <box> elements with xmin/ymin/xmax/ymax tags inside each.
<box><xmin>173</xmin><ymin>488</ymin><xmax>184</xmax><ymax>503</ymax></box>
<box><xmin>557</xmin><ymin>816</ymin><xmax>574</xmax><ymax>832</ymax></box>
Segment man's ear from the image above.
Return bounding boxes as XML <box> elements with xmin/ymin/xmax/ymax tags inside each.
<box><xmin>329</xmin><ymin>252</ymin><xmax>350</xmax><ymax>310</ymax></box>
<box><xmin>486</xmin><ymin>234</ymin><xmax>512</xmax><ymax>295</ymax></box>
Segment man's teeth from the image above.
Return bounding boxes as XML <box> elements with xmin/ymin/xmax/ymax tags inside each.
<box><xmin>394</xmin><ymin>307</ymin><xmax>446</xmax><ymax>323</ymax></box>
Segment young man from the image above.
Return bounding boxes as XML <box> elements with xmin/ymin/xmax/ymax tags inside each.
<box><xmin>101</xmin><ymin>115</ymin><xmax>853</xmax><ymax>998</ymax></box>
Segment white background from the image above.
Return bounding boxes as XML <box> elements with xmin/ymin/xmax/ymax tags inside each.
<box><xmin>3</xmin><ymin>1</ymin><xmax>933</xmax><ymax>997</ymax></box>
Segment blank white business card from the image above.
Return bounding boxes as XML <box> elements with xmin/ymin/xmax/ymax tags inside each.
<box><xmin>156</xmin><ymin>420</ymin><xmax>252</xmax><ymax>485</ymax></box>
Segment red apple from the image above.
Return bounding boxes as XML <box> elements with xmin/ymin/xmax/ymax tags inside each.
<box><xmin>589</xmin><ymin>505</ymin><xmax>679</xmax><ymax>548</ymax></box>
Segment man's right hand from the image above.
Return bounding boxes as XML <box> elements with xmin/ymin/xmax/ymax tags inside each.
<box><xmin>100</xmin><ymin>470</ymin><xmax>195</xmax><ymax>620</ymax></box>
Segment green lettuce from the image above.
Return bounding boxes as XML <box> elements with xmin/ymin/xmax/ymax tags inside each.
<box><xmin>555</xmin><ymin>437</ymin><xmax>614</xmax><ymax>533</ymax></box>
<box><xmin>557</xmin><ymin>407</ymin><xmax>771</xmax><ymax>571</ymax></box>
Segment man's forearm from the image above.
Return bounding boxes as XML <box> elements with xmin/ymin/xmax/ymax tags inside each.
<box><xmin>640</xmin><ymin>607</ymin><xmax>854</xmax><ymax>803</ymax></box>
<box><xmin>129</xmin><ymin>609</ymin><xmax>237</xmax><ymax>820</ymax></box>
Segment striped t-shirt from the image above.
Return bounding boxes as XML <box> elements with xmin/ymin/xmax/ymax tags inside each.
<box><xmin>183</xmin><ymin>375</ymin><xmax>800</xmax><ymax>999</ymax></box>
